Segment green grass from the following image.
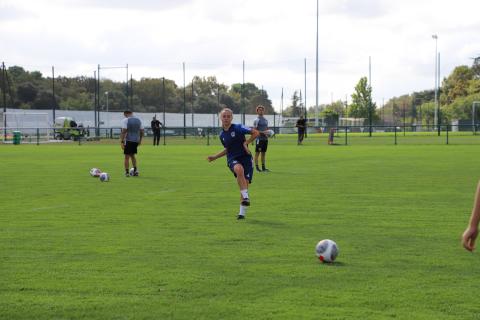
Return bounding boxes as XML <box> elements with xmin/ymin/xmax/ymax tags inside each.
<box><xmin>1</xmin><ymin>138</ymin><xmax>480</xmax><ymax>319</ymax></box>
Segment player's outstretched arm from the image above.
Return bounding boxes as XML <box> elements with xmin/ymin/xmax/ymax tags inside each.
<box><xmin>207</xmin><ymin>149</ymin><xmax>227</xmax><ymax>162</ymax></box>
<box><xmin>243</xmin><ymin>129</ymin><xmax>260</xmax><ymax>154</ymax></box>
<box><xmin>462</xmin><ymin>180</ymin><xmax>480</xmax><ymax>251</ymax></box>
<box><xmin>245</xmin><ymin>128</ymin><xmax>259</xmax><ymax>145</ymax></box>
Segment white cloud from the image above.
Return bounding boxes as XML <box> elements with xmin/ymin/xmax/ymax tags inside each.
<box><xmin>1</xmin><ymin>0</ymin><xmax>480</xmax><ymax>110</ymax></box>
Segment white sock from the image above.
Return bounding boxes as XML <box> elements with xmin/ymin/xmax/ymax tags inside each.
<box><xmin>240</xmin><ymin>189</ymin><xmax>249</xmax><ymax>199</ymax></box>
<box><xmin>239</xmin><ymin>205</ymin><xmax>248</xmax><ymax>216</ymax></box>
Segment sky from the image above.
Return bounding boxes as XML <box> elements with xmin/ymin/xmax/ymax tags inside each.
<box><xmin>1</xmin><ymin>0</ymin><xmax>480</xmax><ymax>112</ymax></box>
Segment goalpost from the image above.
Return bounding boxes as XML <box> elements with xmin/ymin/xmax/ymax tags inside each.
<box><xmin>1</xmin><ymin>112</ymin><xmax>51</xmax><ymax>143</ymax></box>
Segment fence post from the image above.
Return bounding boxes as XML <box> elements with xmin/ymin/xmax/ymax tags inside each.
<box><xmin>394</xmin><ymin>126</ymin><xmax>397</xmax><ymax>145</ymax></box>
<box><xmin>163</xmin><ymin>126</ymin><xmax>166</xmax><ymax>146</ymax></box>
<box><xmin>345</xmin><ymin>126</ymin><xmax>348</xmax><ymax>145</ymax></box>
<box><xmin>37</xmin><ymin>128</ymin><xmax>39</xmax><ymax>146</ymax></box>
<box><xmin>446</xmin><ymin>125</ymin><xmax>449</xmax><ymax>145</ymax></box>
<box><xmin>207</xmin><ymin>127</ymin><xmax>210</xmax><ymax>146</ymax></box>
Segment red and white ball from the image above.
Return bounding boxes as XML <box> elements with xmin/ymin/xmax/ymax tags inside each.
<box><xmin>315</xmin><ymin>239</ymin><xmax>339</xmax><ymax>263</ymax></box>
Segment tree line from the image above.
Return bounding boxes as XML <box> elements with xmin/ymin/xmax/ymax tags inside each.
<box><xmin>0</xmin><ymin>66</ymin><xmax>274</xmax><ymax>115</ymax></box>
<box><xmin>2</xmin><ymin>57</ymin><xmax>480</xmax><ymax>125</ymax></box>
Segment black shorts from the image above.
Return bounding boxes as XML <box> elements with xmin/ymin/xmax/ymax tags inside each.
<box><xmin>124</xmin><ymin>141</ymin><xmax>139</xmax><ymax>155</ymax></box>
<box><xmin>255</xmin><ymin>139</ymin><xmax>268</xmax><ymax>153</ymax></box>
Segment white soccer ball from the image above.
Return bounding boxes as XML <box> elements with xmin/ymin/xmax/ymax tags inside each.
<box><xmin>90</xmin><ymin>168</ymin><xmax>101</xmax><ymax>177</ymax></box>
<box><xmin>315</xmin><ymin>239</ymin><xmax>339</xmax><ymax>263</ymax></box>
<box><xmin>266</xmin><ymin>129</ymin><xmax>275</xmax><ymax>137</ymax></box>
<box><xmin>129</xmin><ymin>168</ymin><xmax>138</xmax><ymax>176</ymax></box>
<box><xmin>99</xmin><ymin>172</ymin><xmax>110</xmax><ymax>182</ymax></box>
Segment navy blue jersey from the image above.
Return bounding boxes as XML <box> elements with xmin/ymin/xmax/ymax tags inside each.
<box><xmin>220</xmin><ymin>124</ymin><xmax>252</xmax><ymax>162</ymax></box>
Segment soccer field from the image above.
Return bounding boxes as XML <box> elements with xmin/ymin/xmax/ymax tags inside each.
<box><xmin>1</xmin><ymin>141</ymin><xmax>480</xmax><ymax>319</ymax></box>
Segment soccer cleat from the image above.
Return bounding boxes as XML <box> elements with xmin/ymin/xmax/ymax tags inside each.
<box><xmin>256</xmin><ymin>166</ymin><xmax>262</xmax><ymax>172</ymax></box>
<box><xmin>241</xmin><ymin>198</ymin><xmax>250</xmax><ymax>206</ymax></box>
<box><xmin>125</xmin><ymin>172</ymin><xmax>130</xmax><ymax>177</ymax></box>
<box><xmin>133</xmin><ymin>171</ymin><xmax>139</xmax><ymax>177</ymax></box>
<box><xmin>262</xmin><ymin>168</ymin><xmax>270</xmax><ymax>172</ymax></box>
<box><xmin>237</xmin><ymin>214</ymin><xmax>245</xmax><ymax>220</ymax></box>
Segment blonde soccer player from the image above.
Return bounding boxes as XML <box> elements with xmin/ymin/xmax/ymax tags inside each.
<box><xmin>207</xmin><ymin>107</ymin><xmax>259</xmax><ymax>220</ymax></box>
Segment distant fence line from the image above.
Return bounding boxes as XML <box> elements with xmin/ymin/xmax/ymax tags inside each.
<box><xmin>2</xmin><ymin>125</ymin><xmax>480</xmax><ymax>146</ymax></box>
<box><xmin>1</xmin><ymin>108</ymin><xmax>295</xmax><ymax>128</ymax></box>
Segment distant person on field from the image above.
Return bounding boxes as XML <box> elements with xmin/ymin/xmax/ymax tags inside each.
<box><xmin>296</xmin><ymin>115</ymin><xmax>307</xmax><ymax>145</ymax></box>
<box><xmin>253</xmin><ymin>105</ymin><xmax>270</xmax><ymax>172</ymax></box>
<box><xmin>151</xmin><ymin>115</ymin><xmax>162</xmax><ymax>146</ymax></box>
<box><xmin>120</xmin><ymin>110</ymin><xmax>144</xmax><ymax>177</ymax></box>
<box><xmin>462</xmin><ymin>181</ymin><xmax>480</xmax><ymax>251</ymax></box>
<box><xmin>207</xmin><ymin>107</ymin><xmax>259</xmax><ymax>220</ymax></box>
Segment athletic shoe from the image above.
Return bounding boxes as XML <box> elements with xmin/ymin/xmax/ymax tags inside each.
<box><xmin>241</xmin><ymin>198</ymin><xmax>250</xmax><ymax>206</ymax></box>
<box><xmin>262</xmin><ymin>168</ymin><xmax>270</xmax><ymax>172</ymax></box>
<box><xmin>133</xmin><ymin>171</ymin><xmax>139</xmax><ymax>177</ymax></box>
<box><xmin>256</xmin><ymin>166</ymin><xmax>262</xmax><ymax>172</ymax></box>
<box><xmin>125</xmin><ymin>172</ymin><xmax>130</xmax><ymax>177</ymax></box>
<box><xmin>237</xmin><ymin>214</ymin><xmax>245</xmax><ymax>220</ymax></box>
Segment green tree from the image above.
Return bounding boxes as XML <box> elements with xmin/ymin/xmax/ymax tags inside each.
<box><xmin>440</xmin><ymin>65</ymin><xmax>474</xmax><ymax>104</ymax></box>
<box><xmin>16</xmin><ymin>82</ymin><xmax>37</xmax><ymax>103</ymax></box>
<box><xmin>420</xmin><ymin>102</ymin><xmax>435</xmax><ymax>126</ymax></box>
<box><xmin>229</xmin><ymin>82</ymin><xmax>273</xmax><ymax>114</ymax></box>
<box><xmin>349</xmin><ymin>77</ymin><xmax>377</xmax><ymax>123</ymax></box>
<box><xmin>283</xmin><ymin>91</ymin><xmax>302</xmax><ymax>117</ymax></box>
<box><xmin>442</xmin><ymin>94</ymin><xmax>480</xmax><ymax>121</ymax></box>
<box><xmin>472</xmin><ymin>56</ymin><xmax>480</xmax><ymax>78</ymax></box>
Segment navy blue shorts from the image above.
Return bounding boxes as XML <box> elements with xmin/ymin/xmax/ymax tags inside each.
<box><xmin>227</xmin><ymin>155</ymin><xmax>254</xmax><ymax>183</ymax></box>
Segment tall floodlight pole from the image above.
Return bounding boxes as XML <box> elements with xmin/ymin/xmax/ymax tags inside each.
<box><xmin>281</xmin><ymin>88</ymin><xmax>284</xmax><ymax>127</ymax></box>
<box><xmin>315</xmin><ymin>0</ymin><xmax>319</xmax><ymax>127</ymax></box>
<box><xmin>97</xmin><ymin>64</ymin><xmax>100</xmax><ymax>136</ymax></box>
<box><xmin>183</xmin><ymin>62</ymin><xmax>186</xmax><ymax>139</ymax></box>
<box><xmin>52</xmin><ymin>66</ymin><xmax>56</xmax><ymax>121</ymax></box>
<box><xmin>432</xmin><ymin>34</ymin><xmax>438</xmax><ymax>132</ymax></box>
<box><xmin>93</xmin><ymin>70</ymin><xmax>97</xmax><ymax>132</ymax></box>
<box><xmin>191</xmin><ymin>80</ymin><xmax>194</xmax><ymax>128</ymax></box>
<box><xmin>217</xmin><ymin>84</ymin><xmax>220</xmax><ymax>128</ymax></box>
<box><xmin>242</xmin><ymin>60</ymin><xmax>245</xmax><ymax>124</ymax></box>
<box><xmin>162</xmin><ymin>77</ymin><xmax>166</xmax><ymax>127</ymax></box>
<box><xmin>368</xmin><ymin>56</ymin><xmax>372</xmax><ymax>136</ymax></box>
<box><xmin>437</xmin><ymin>52</ymin><xmax>441</xmax><ymax>136</ymax></box>
<box><xmin>130</xmin><ymin>74</ymin><xmax>133</xmax><ymax>108</ymax></box>
<box><xmin>126</xmin><ymin>64</ymin><xmax>129</xmax><ymax>108</ymax></box>
<box><xmin>2</xmin><ymin>62</ymin><xmax>7</xmax><ymax>141</ymax></box>
<box><xmin>304</xmin><ymin>58</ymin><xmax>308</xmax><ymax>138</ymax></box>
<box><xmin>105</xmin><ymin>91</ymin><xmax>109</xmax><ymax>128</ymax></box>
